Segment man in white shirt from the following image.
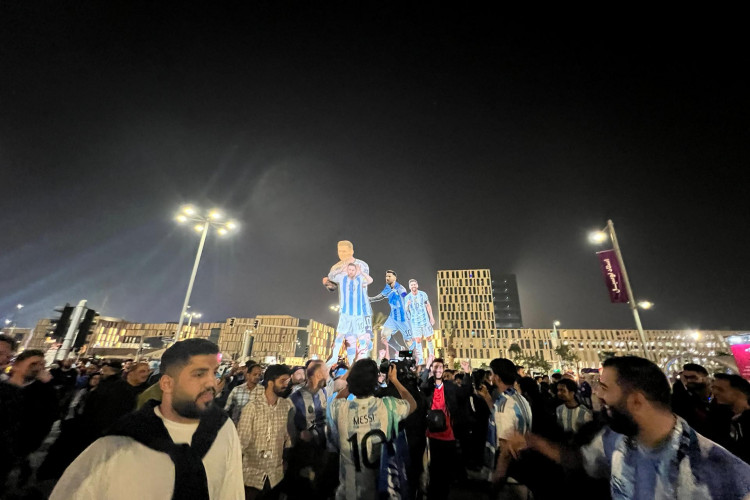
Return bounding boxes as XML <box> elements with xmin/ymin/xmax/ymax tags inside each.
<box><xmin>51</xmin><ymin>338</ymin><xmax>244</xmax><ymax>500</ymax></box>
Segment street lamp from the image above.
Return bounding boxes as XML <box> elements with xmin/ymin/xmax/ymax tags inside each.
<box><xmin>637</xmin><ymin>300</ymin><xmax>654</xmax><ymax>310</ymax></box>
<box><xmin>174</xmin><ymin>205</ymin><xmax>239</xmax><ymax>342</ymax></box>
<box><xmin>185</xmin><ymin>311</ymin><xmax>202</xmax><ymax>327</ymax></box>
<box><xmin>589</xmin><ymin>219</ymin><xmax>651</xmax><ymax>360</ymax></box>
<box><xmin>551</xmin><ymin>320</ymin><xmax>562</xmax><ymax>371</ymax></box>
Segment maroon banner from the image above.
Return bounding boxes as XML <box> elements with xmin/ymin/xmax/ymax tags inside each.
<box><xmin>730</xmin><ymin>344</ymin><xmax>750</xmax><ymax>381</ymax></box>
<box><xmin>597</xmin><ymin>249</ymin><xmax>629</xmax><ymax>303</ymax></box>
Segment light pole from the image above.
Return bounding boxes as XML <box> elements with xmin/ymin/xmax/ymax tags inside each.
<box><xmin>174</xmin><ymin>205</ymin><xmax>238</xmax><ymax>342</ymax></box>
<box><xmin>185</xmin><ymin>311</ymin><xmax>202</xmax><ymax>328</ymax></box>
<box><xmin>183</xmin><ymin>311</ymin><xmax>202</xmax><ymax>339</ymax></box>
<box><xmin>551</xmin><ymin>320</ymin><xmax>562</xmax><ymax>371</ymax></box>
<box><xmin>589</xmin><ymin>220</ymin><xmax>651</xmax><ymax>360</ymax></box>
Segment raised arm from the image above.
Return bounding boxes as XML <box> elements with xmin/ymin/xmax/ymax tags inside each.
<box><xmin>358</xmin><ymin>265</ymin><xmax>374</xmax><ymax>286</ymax></box>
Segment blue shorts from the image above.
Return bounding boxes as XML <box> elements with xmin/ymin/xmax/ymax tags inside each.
<box><xmin>383</xmin><ymin>317</ymin><xmax>412</xmax><ymax>341</ymax></box>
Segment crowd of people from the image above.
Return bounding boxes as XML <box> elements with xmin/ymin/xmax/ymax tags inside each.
<box><xmin>1</xmin><ymin>332</ymin><xmax>750</xmax><ymax>499</ymax></box>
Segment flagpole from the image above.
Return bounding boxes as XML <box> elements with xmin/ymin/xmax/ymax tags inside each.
<box><xmin>606</xmin><ymin>220</ymin><xmax>650</xmax><ymax>360</ymax></box>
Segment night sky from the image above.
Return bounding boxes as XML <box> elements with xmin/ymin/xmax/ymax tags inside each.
<box><xmin>2</xmin><ymin>4</ymin><xmax>748</xmax><ymax>332</ymax></box>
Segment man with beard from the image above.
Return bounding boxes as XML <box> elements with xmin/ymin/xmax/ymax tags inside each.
<box><xmin>510</xmin><ymin>356</ymin><xmax>750</xmax><ymax>499</ymax></box>
<box><xmin>289</xmin><ymin>365</ymin><xmax>306</xmax><ymax>393</ymax></box>
<box><xmin>238</xmin><ymin>364</ymin><xmax>294</xmax><ymax>500</ymax></box>
<box><xmin>224</xmin><ymin>362</ymin><xmax>263</xmax><ymax>425</ymax></box>
<box><xmin>421</xmin><ymin>357</ymin><xmax>473</xmax><ymax>500</ymax></box>
<box><xmin>287</xmin><ymin>361</ymin><xmax>331</xmax><ymax>496</ymax></box>
<box><xmin>51</xmin><ymin>339</ymin><xmax>244</xmax><ymax>499</ymax></box>
<box><xmin>672</xmin><ymin>363</ymin><xmax>715</xmax><ymax>437</ymax></box>
<box><xmin>371</xmin><ymin>270</ymin><xmax>412</xmax><ymax>360</ymax></box>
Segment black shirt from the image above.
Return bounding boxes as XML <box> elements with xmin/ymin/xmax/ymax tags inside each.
<box><xmin>725</xmin><ymin>409</ymin><xmax>750</xmax><ymax>464</ymax></box>
<box><xmin>19</xmin><ymin>380</ymin><xmax>59</xmax><ymax>455</ymax></box>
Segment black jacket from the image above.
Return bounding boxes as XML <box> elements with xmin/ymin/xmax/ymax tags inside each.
<box><xmin>420</xmin><ymin>372</ymin><xmax>473</xmax><ymax>434</ymax></box>
<box><xmin>19</xmin><ymin>380</ymin><xmax>59</xmax><ymax>455</ymax></box>
<box><xmin>82</xmin><ymin>375</ymin><xmax>138</xmax><ymax>437</ymax></box>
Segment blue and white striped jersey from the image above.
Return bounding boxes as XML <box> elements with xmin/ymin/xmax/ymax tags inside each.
<box><xmin>556</xmin><ymin>403</ymin><xmax>593</xmax><ymax>433</ymax></box>
<box><xmin>404</xmin><ymin>290</ymin><xmax>431</xmax><ymax>326</ymax></box>
<box><xmin>328</xmin><ymin>396</ymin><xmax>409</xmax><ymax>500</ymax></box>
<box><xmin>581</xmin><ymin>417</ymin><xmax>750</xmax><ymax>499</ymax></box>
<box><xmin>328</xmin><ymin>259</ymin><xmax>372</xmax><ymax>316</ymax></box>
<box><xmin>290</xmin><ymin>386</ymin><xmax>329</xmax><ymax>442</ymax></box>
<box><xmin>493</xmin><ymin>388</ymin><xmax>532</xmax><ymax>440</ymax></box>
<box><xmin>331</xmin><ymin>273</ymin><xmax>369</xmax><ymax>317</ymax></box>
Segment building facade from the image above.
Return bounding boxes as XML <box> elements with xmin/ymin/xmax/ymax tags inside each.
<box><xmin>436</xmin><ymin>268</ymin><xmax>740</xmax><ymax>371</ymax></box>
<box><xmin>442</xmin><ymin>327</ymin><xmax>736</xmax><ymax>372</ymax></box>
<box><xmin>27</xmin><ymin>313</ymin><xmax>335</xmax><ymax>364</ymax></box>
<box><xmin>491</xmin><ymin>272</ymin><xmax>523</xmax><ymax>328</ymax></box>
<box><xmin>24</xmin><ymin>300</ymin><xmax>742</xmax><ymax>375</ymax></box>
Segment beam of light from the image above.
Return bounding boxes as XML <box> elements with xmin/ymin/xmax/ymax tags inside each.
<box><xmin>183</xmin><ymin>205</ymin><xmax>196</xmax><ymax>215</ymax></box>
<box><xmin>209</xmin><ymin>210</ymin><xmax>223</xmax><ymax>220</ymax></box>
<box><xmin>637</xmin><ymin>301</ymin><xmax>653</xmax><ymax>310</ymax></box>
<box><xmin>226</xmin><ymin>221</ymin><xmax>237</xmax><ymax>230</ymax></box>
<box><xmin>194</xmin><ymin>224</ymin><xmax>204</xmax><ymax>232</ymax></box>
<box><xmin>176</xmin><ymin>214</ymin><xmax>187</xmax><ymax>223</ymax></box>
<box><xmin>217</xmin><ymin>227</ymin><xmax>228</xmax><ymax>236</ymax></box>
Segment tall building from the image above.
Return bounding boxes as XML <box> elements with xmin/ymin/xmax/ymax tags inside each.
<box><xmin>491</xmin><ymin>272</ymin><xmax>523</xmax><ymax>328</ymax></box>
<box><xmin>436</xmin><ymin>269</ymin><xmax>499</xmax><ymax>363</ymax></box>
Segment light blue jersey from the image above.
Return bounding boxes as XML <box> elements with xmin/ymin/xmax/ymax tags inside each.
<box><xmin>581</xmin><ymin>417</ymin><xmax>750</xmax><ymax>499</ymax></box>
<box><xmin>404</xmin><ymin>290</ymin><xmax>431</xmax><ymax>327</ymax></box>
<box><xmin>556</xmin><ymin>404</ymin><xmax>593</xmax><ymax>433</ymax></box>
<box><xmin>328</xmin><ymin>396</ymin><xmax>409</xmax><ymax>500</ymax></box>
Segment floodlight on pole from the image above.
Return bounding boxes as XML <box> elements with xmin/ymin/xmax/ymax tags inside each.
<box><xmin>551</xmin><ymin>320</ymin><xmax>563</xmax><ymax>371</ymax></box>
<box><xmin>588</xmin><ymin>231</ymin><xmax>608</xmax><ymax>244</ymax></box>
<box><xmin>590</xmin><ymin>219</ymin><xmax>650</xmax><ymax>360</ymax></box>
<box><xmin>174</xmin><ymin>205</ymin><xmax>239</xmax><ymax>342</ymax></box>
<box><xmin>637</xmin><ymin>301</ymin><xmax>654</xmax><ymax>310</ymax></box>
